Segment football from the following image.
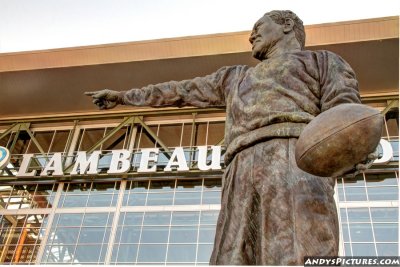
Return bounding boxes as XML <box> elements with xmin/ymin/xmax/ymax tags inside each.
<box><xmin>295</xmin><ymin>103</ymin><xmax>383</xmax><ymax>177</ymax></box>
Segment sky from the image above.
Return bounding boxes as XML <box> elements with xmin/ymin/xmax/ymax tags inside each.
<box><xmin>0</xmin><ymin>0</ymin><xmax>398</xmax><ymax>53</ymax></box>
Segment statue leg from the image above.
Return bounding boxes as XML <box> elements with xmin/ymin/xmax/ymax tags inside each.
<box><xmin>210</xmin><ymin>138</ymin><xmax>338</xmax><ymax>265</ymax></box>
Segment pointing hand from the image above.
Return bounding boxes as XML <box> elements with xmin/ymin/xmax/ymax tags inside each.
<box><xmin>84</xmin><ymin>89</ymin><xmax>122</xmax><ymax>110</ymax></box>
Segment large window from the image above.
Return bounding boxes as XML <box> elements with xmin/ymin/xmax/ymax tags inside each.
<box><xmin>340</xmin><ymin>207</ymin><xmax>398</xmax><ymax>256</ymax></box>
<box><xmin>111</xmin><ymin>210</ymin><xmax>218</xmax><ymax>264</ymax></box>
<box><xmin>0</xmin><ymin>214</ymin><xmax>48</xmax><ymax>264</ymax></box>
<box><xmin>0</xmin><ymin>184</ymin><xmax>57</xmax><ymax>210</ymax></box>
<box><xmin>58</xmin><ymin>182</ymin><xmax>120</xmax><ymax>208</ymax></box>
<box><xmin>123</xmin><ymin>179</ymin><xmax>221</xmax><ymax>207</ymax></box>
<box><xmin>41</xmin><ymin>212</ymin><xmax>114</xmax><ymax>264</ymax></box>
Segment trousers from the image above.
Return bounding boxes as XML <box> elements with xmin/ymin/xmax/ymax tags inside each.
<box><xmin>209</xmin><ymin>138</ymin><xmax>338</xmax><ymax>265</ymax></box>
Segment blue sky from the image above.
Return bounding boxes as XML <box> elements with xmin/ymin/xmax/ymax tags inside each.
<box><xmin>0</xmin><ymin>0</ymin><xmax>398</xmax><ymax>53</ymax></box>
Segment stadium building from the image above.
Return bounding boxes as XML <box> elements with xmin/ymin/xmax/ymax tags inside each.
<box><xmin>0</xmin><ymin>16</ymin><xmax>398</xmax><ymax>264</ymax></box>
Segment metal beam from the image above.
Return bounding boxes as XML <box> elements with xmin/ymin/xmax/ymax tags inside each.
<box><xmin>0</xmin><ymin>123</ymin><xmax>20</xmax><ymax>141</ymax></box>
<box><xmin>381</xmin><ymin>100</ymin><xmax>399</xmax><ymax>115</ymax></box>
<box><xmin>63</xmin><ymin>116</ymin><xmax>135</xmax><ymax>173</ymax></box>
<box><xmin>86</xmin><ymin>116</ymin><xmax>135</xmax><ymax>154</ymax></box>
<box><xmin>134</xmin><ymin>116</ymin><xmax>171</xmax><ymax>153</ymax></box>
<box><xmin>22</xmin><ymin>125</ymin><xmax>46</xmax><ymax>155</ymax></box>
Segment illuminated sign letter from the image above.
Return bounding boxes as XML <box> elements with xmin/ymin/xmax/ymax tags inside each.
<box><xmin>138</xmin><ymin>148</ymin><xmax>159</xmax><ymax>173</ymax></box>
<box><xmin>107</xmin><ymin>150</ymin><xmax>131</xmax><ymax>174</ymax></box>
<box><xmin>197</xmin><ymin>146</ymin><xmax>222</xmax><ymax>171</ymax></box>
<box><xmin>164</xmin><ymin>147</ymin><xmax>189</xmax><ymax>171</ymax></box>
<box><xmin>17</xmin><ymin>154</ymin><xmax>37</xmax><ymax>177</ymax></box>
<box><xmin>40</xmin><ymin>153</ymin><xmax>64</xmax><ymax>177</ymax></box>
<box><xmin>70</xmin><ymin>151</ymin><xmax>101</xmax><ymax>175</ymax></box>
<box><xmin>374</xmin><ymin>139</ymin><xmax>394</xmax><ymax>164</ymax></box>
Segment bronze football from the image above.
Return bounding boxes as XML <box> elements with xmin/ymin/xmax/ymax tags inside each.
<box><xmin>295</xmin><ymin>103</ymin><xmax>383</xmax><ymax>177</ymax></box>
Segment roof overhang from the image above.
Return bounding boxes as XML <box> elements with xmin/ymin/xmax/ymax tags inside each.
<box><xmin>0</xmin><ymin>16</ymin><xmax>398</xmax><ymax>120</ymax></box>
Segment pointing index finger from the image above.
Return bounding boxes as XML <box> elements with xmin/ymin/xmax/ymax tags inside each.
<box><xmin>84</xmin><ymin>91</ymin><xmax>98</xmax><ymax>96</ymax></box>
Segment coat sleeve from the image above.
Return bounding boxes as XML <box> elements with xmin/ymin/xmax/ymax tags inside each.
<box><xmin>317</xmin><ymin>51</ymin><xmax>361</xmax><ymax>112</ymax></box>
<box><xmin>120</xmin><ymin>65</ymin><xmax>246</xmax><ymax>108</ymax></box>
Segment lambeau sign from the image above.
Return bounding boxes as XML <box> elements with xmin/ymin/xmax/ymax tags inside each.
<box><xmin>12</xmin><ymin>139</ymin><xmax>394</xmax><ymax>178</ymax></box>
<box><xmin>16</xmin><ymin>146</ymin><xmax>222</xmax><ymax>177</ymax></box>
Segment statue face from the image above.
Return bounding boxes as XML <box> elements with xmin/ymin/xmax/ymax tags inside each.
<box><xmin>249</xmin><ymin>15</ymin><xmax>285</xmax><ymax>61</ymax></box>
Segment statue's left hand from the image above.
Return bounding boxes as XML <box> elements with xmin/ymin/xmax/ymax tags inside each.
<box><xmin>85</xmin><ymin>89</ymin><xmax>122</xmax><ymax>110</ymax></box>
<box><xmin>342</xmin><ymin>149</ymin><xmax>379</xmax><ymax>178</ymax></box>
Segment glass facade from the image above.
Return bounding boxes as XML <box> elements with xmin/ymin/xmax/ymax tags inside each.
<box><xmin>0</xmin><ymin>106</ymin><xmax>398</xmax><ymax>264</ymax></box>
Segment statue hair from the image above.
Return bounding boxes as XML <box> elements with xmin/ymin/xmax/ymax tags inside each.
<box><xmin>265</xmin><ymin>10</ymin><xmax>305</xmax><ymax>50</ymax></box>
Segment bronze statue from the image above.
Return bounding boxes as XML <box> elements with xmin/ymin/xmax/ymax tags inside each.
<box><xmin>86</xmin><ymin>10</ymin><xmax>370</xmax><ymax>265</ymax></box>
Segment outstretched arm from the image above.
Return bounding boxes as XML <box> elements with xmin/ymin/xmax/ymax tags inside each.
<box><xmin>85</xmin><ymin>65</ymin><xmax>246</xmax><ymax>110</ymax></box>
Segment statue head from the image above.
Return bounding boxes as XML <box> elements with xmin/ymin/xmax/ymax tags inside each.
<box><xmin>249</xmin><ymin>10</ymin><xmax>305</xmax><ymax>61</ymax></box>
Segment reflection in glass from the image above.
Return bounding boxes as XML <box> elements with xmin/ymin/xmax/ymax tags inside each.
<box><xmin>367</xmin><ymin>187</ymin><xmax>398</xmax><ymax>201</ymax></box>
<box><xmin>200</xmin><ymin>211</ymin><xmax>219</xmax><ymax>225</ymax></box>
<box><xmin>83</xmin><ymin>213</ymin><xmax>112</xmax><ymax>226</ymax></box>
<box><xmin>57</xmin><ymin>213</ymin><xmax>83</xmax><ymax>226</ymax></box>
<box><xmin>143</xmin><ymin>212</ymin><xmax>171</xmax><ymax>226</ymax></box>
<box><xmin>137</xmin><ymin>244</ymin><xmax>167</xmax><ymax>263</ymax></box>
<box><xmin>344</xmin><ymin>243</ymin><xmax>352</xmax><ymax>256</ymax></box>
<box><xmin>344</xmin><ymin>187</ymin><xmax>367</xmax><ymax>201</ymax></box>
<box><xmin>78</xmin><ymin>227</ymin><xmax>106</xmax><ymax>243</ymax></box>
<box><xmin>169</xmin><ymin>226</ymin><xmax>198</xmax><ymax>243</ymax></box>
<box><xmin>113</xmin><ymin>244</ymin><xmax>138</xmax><ymax>263</ymax></box>
<box><xmin>147</xmin><ymin>193</ymin><xmax>173</xmax><ymax>206</ymax></box>
<box><xmin>202</xmin><ymin>191</ymin><xmax>221</xmax><ymax>204</ymax></box>
<box><xmin>74</xmin><ymin>244</ymin><xmax>102</xmax><ymax>263</ymax></box>
<box><xmin>347</xmin><ymin>208</ymin><xmax>370</xmax><ymax>222</ymax></box>
<box><xmin>60</xmin><ymin>195</ymin><xmax>88</xmax><ymax>207</ymax></box>
<box><xmin>86</xmin><ymin>194</ymin><xmax>113</xmax><ymax>207</ymax></box>
<box><xmin>351</xmin><ymin>243</ymin><xmax>376</xmax><ymax>256</ymax></box>
<box><xmin>127</xmin><ymin>193</ymin><xmax>147</xmax><ymax>206</ymax></box>
<box><xmin>123</xmin><ymin>213</ymin><xmax>144</xmax><ymax>226</ymax></box>
<box><xmin>51</xmin><ymin>228</ymin><xmax>80</xmax><ymax>244</ymax></box>
<box><xmin>373</xmin><ymin>223</ymin><xmax>398</xmax><ymax>242</ymax></box>
<box><xmin>141</xmin><ymin>226</ymin><xmax>169</xmax><ymax>243</ymax></box>
<box><xmin>370</xmin><ymin>207</ymin><xmax>399</xmax><ymax>222</ymax></box>
<box><xmin>43</xmin><ymin>212</ymin><xmax>112</xmax><ymax>264</ymax></box>
<box><xmin>43</xmin><ymin>245</ymin><xmax>74</xmax><ymax>263</ymax></box>
<box><xmin>199</xmin><ymin>226</ymin><xmax>216</xmax><ymax>243</ymax></box>
<box><xmin>197</xmin><ymin>244</ymin><xmax>214</xmax><ymax>262</ymax></box>
<box><xmin>337</xmin><ymin>186</ymin><xmax>345</xmax><ymax>201</ymax></box>
<box><xmin>60</xmin><ymin>182</ymin><xmax>119</xmax><ymax>208</ymax></box>
<box><xmin>174</xmin><ymin>192</ymin><xmax>201</xmax><ymax>205</ymax></box>
<box><xmin>341</xmin><ymin>223</ymin><xmax>350</xmax><ymax>242</ymax></box>
<box><xmin>349</xmin><ymin>224</ymin><xmax>374</xmax><ymax>242</ymax></box>
<box><xmin>376</xmin><ymin>243</ymin><xmax>398</xmax><ymax>256</ymax></box>
<box><xmin>167</xmin><ymin>244</ymin><xmax>196</xmax><ymax>262</ymax></box>
<box><xmin>120</xmin><ymin>226</ymin><xmax>141</xmax><ymax>243</ymax></box>
<box><xmin>171</xmin><ymin>212</ymin><xmax>199</xmax><ymax>225</ymax></box>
